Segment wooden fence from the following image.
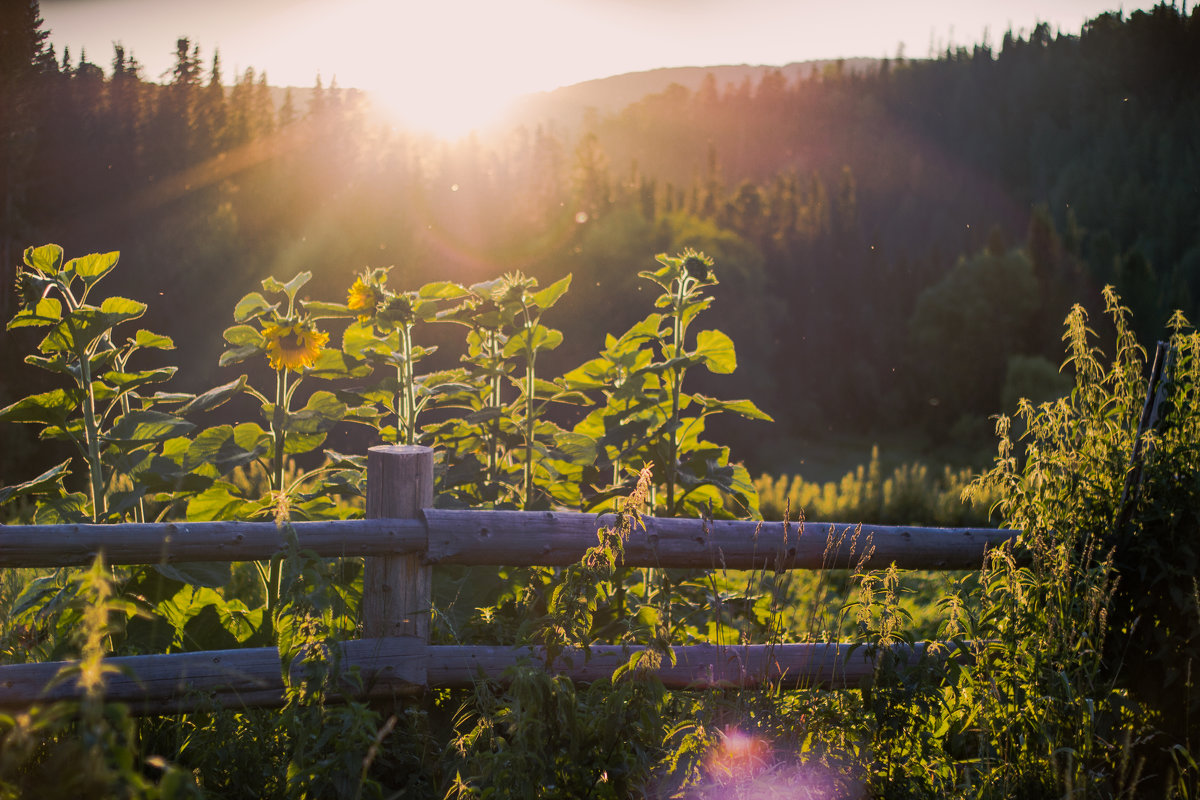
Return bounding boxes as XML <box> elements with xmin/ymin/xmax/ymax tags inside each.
<box><xmin>0</xmin><ymin>445</ymin><xmax>1017</xmax><ymax>713</ymax></box>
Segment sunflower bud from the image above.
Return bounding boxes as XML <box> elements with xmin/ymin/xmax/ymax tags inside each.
<box><xmin>14</xmin><ymin>271</ymin><xmax>54</xmax><ymax>309</ymax></box>
<box><xmin>379</xmin><ymin>293</ymin><xmax>415</xmax><ymax>325</ymax></box>
<box><xmin>682</xmin><ymin>252</ymin><xmax>713</xmax><ymax>282</ymax></box>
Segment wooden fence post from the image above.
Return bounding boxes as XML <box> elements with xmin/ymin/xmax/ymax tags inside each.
<box><xmin>363</xmin><ymin>445</ymin><xmax>433</xmax><ymax>640</ymax></box>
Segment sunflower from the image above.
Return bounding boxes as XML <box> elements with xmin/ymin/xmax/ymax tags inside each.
<box><xmin>263</xmin><ymin>319</ymin><xmax>328</xmax><ymax>372</ymax></box>
<box><xmin>682</xmin><ymin>251</ymin><xmax>713</xmax><ymax>283</ymax></box>
<box><xmin>347</xmin><ymin>276</ymin><xmax>382</xmax><ymax>322</ymax></box>
<box><xmin>14</xmin><ymin>271</ymin><xmax>53</xmax><ymax>309</ymax></box>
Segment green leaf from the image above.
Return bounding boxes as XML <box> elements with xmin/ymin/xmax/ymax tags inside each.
<box><xmin>222</xmin><ymin>324</ymin><xmax>264</xmax><ymax>347</ymax></box>
<box><xmin>181</xmin><ymin>603</ymin><xmax>243</xmax><ymax>651</ymax></box>
<box><xmin>39</xmin><ymin>296</ymin><xmax>147</xmax><ymax>354</ymax></box>
<box><xmin>418</xmin><ymin>281</ymin><xmax>470</xmax><ymax>300</ymax></box>
<box><xmin>0</xmin><ymin>459</ymin><xmax>71</xmax><ymax>505</ymax></box>
<box><xmin>605</xmin><ymin>314</ymin><xmax>664</xmax><ymax>357</ymax></box>
<box><xmin>342</xmin><ymin>322</ymin><xmax>394</xmax><ymax>359</ymax></box>
<box><xmin>106</xmin><ymin>410</ymin><xmax>195</xmax><ymax>443</ymax></box>
<box><xmin>32</xmin><ymin>492</ymin><xmax>89</xmax><ymax>524</ymax></box>
<box><xmin>283</xmin><ymin>431</ymin><xmax>327</xmax><ymax>455</ymax></box>
<box><xmin>263</xmin><ymin>271</ymin><xmax>311</xmax><ymax>302</ymax></box>
<box><xmin>102</xmin><ymin>367</ymin><xmax>178</xmax><ymax>392</ymax></box>
<box><xmin>178</xmin><ymin>375</ymin><xmax>248</xmax><ymax>416</ymax></box>
<box><xmin>11</xmin><ymin>575</ymin><xmax>67</xmax><ymax>622</ymax></box>
<box><xmin>69</xmin><ymin>251</ymin><xmax>119</xmax><ymax>286</ymax></box>
<box><xmin>101</xmin><ymin>295</ymin><xmax>148</xmax><ymax>320</ymax></box>
<box><xmin>219</xmin><ymin>325</ymin><xmax>264</xmax><ymax>367</ymax></box>
<box><xmin>187</xmin><ymin>424</ymin><xmax>264</xmax><ymax>472</ymax></box>
<box><xmin>8</xmin><ymin>297</ymin><xmax>63</xmax><ymax>330</ymax></box>
<box><xmin>0</xmin><ymin>388</ymin><xmax>78</xmax><ymax>427</ymax></box>
<box><xmin>531</xmin><ymin>274</ymin><xmax>571</xmax><ymax>310</ymax></box>
<box><xmin>528</xmin><ymin>377</ymin><xmax>564</xmax><ymax>399</ymax></box>
<box><xmin>561</xmin><ymin>358</ymin><xmax>613</xmax><ymax>390</ymax></box>
<box><xmin>300</xmin><ymin>300</ymin><xmax>353</xmax><ymax>319</ymax></box>
<box><xmin>187</xmin><ymin>483</ymin><xmax>254</xmax><ymax>521</ymax></box>
<box><xmin>307</xmin><ymin>349</ymin><xmax>371</xmax><ymax>380</ymax></box>
<box><xmin>21</xmin><ymin>352</ymin><xmax>72</xmax><ymax>377</ymax></box>
<box><xmin>502</xmin><ymin>324</ymin><xmax>563</xmax><ymax>358</ymax></box>
<box><xmin>24</xmin><ymin>244</ymin><xmax>63</xmax><ymax>276</ymax></box>
<box><xmin>233</xmin><ymin>292</ymin><xmax>277</xmax><ymax>323</ymax></box>
<box><xmin>233</xmin><ymin>422</ymin><xmax>269</xmax><ymax>453</ymax></box>
<box><xmin>219</xmin><ymin>345</ymin><xmax>260</xmax><ymax>367</ymax></box>
<box><xmin>288</xmin><ymin>391</ymin><xmax>347</xmax><ymax>434</ymax></box>
<box><xmin>693</xmin><ymin>395</ymin><xmax>774</xmax><ymax>421</ymax></box>
<box><xmin>132</xmin><ymin>329</ymin><xmax>174</xmax><ymax>349</ymax></box>
<box><xmin>694</xmin><ymin>329</ymin><xmax>737</xmax><ymax>374</ymax></box>
<box><xmin>552</xmin><ymin>432</ymin><xmax>596</xmax><ymax>464</ymax></box>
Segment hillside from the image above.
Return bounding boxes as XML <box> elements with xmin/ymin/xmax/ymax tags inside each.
<box><xmin>500</xmin><ymin>59</ymin><xmax>879</xmax><ymax>132</ymax></box>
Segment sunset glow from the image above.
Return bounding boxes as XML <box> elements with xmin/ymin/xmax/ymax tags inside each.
<box><xmin>41</xmin><ymin>0</ymin><xmax>1156</xmax><ymax>141</ymax></box>
<box><xmin>269</xmin><ymin>0</ymin><xmax>566</xmax><ymax>138</ymax></box>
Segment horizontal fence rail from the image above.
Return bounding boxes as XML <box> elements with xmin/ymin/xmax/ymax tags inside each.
<box><xmin>0</xmin><ymin>445</ymin><xmax>1014</xmax><ymax>714</ymax></box>
<box><xmin>0</xmin><ymin>519</ymin><xmax>426</xmax><ymax>568</ymax></box>
<box><xmin>0</xmin><ymin>640</ymin><xmax>945</xmax><ymax>714</ymax></box>
<box><xmin>0</xmin><ymin>514</ymin><xmax>1016</xmax><ymax>571</ymax></box>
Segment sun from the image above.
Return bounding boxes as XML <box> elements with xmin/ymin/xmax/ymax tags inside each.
<box><xmin>364</xmin><ymin>73</ymin><xmax>520</xmax><ymax>141</ymax></box>
<box><xmin>308</xmin><ymin>0</ymin><xmax>552</xmax><ymax>141</ymax></box>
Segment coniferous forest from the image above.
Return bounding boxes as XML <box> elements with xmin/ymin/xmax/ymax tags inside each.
<box><xmin>3</xmin><ymin>4</ymin><xmax>1199</xmax><ymax>481</ymax></box>
<box><xmin>5</xmin><ymin>3</ymin><xmax>1200</xmax><ymax>798</ymax></box>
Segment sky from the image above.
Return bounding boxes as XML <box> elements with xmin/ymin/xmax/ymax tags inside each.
<box><xmin>40</xmin><ymin>0</ymin><xmax>1153</xmax><ymax>138</ymax></box>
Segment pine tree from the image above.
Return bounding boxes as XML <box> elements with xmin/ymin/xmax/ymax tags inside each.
<box><xmin>196</xmin><ymin>50</ymin><xmax>228</xmax><ymax>155</ymax></box>
<box><xmin>0</xmin><ymin>0</ymin><xmax>50</xmax><ymax>313</ymax></box>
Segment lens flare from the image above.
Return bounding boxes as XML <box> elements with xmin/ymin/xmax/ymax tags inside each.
<box><xmin>705</xmin><ymin>727</ymin><xmax>772</xmax><ymax>784</ymax></box>
<box><xmin>690</xmin><ymin>726</ymin><xmax>858</xmax><ymax>799</ymax></box>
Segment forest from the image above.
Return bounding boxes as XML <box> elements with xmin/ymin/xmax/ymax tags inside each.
<box><xmin>1</xmin><ymin>2</ymin><xmax>1200</xmax><ymax>798</ymax></box>
<box><xmin>3</xmin><ymin>3</ymin><xmax>1197</xmax><ymax>484</ymax></box>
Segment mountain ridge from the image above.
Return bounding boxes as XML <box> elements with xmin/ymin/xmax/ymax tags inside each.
<box><xmin>500</xmin><ymin>58</ymin><xmax>880</xmax><ymax>132</ymax></box>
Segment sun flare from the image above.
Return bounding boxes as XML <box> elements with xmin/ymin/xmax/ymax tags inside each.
<box><xmin>365</xmin><ymin>76</ymin><xmax>519</xmax><ymax>141</ymax></box>
<box><xmin>287</xmin><ymin>0</ymin><xmax>565</xmax><ymax>140</ymax></box>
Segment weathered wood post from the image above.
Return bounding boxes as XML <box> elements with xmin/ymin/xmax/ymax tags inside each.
<box><xmin>363</xmin><ymin>445</ymin><xmax>433</xmax><ymax>640</ymax></box>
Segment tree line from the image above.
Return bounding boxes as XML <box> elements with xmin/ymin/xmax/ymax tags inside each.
<box><xmin>2</xmin><ymin>1</ymin><xmax>1198</xmax><ymax>482</ymax></box>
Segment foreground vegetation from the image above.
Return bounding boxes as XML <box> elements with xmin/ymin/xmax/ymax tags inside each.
<box><xmin>0</xmin><ymin>243</ymin><xmax>1197</xmax><ymax>797</ymax></box>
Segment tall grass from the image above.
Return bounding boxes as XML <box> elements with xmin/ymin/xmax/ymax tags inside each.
<box><xmin>756</xmin><ymin>446</ymin><xmax>995</xmax><ymax>527</ymax></box>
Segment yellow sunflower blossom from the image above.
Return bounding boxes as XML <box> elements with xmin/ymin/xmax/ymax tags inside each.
<box><xmin>347</xmin><ymin>276</ymin><xmax>382</xmax><ymax>322</ymax></box>
<box><xmin>263</xmin><ymin>320</ymin><xmax>328</xmax><ymax>372</ymax></box>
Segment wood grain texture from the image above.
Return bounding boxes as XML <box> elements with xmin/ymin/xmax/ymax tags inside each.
<box><xmin>424</xmin><ymin>509</ymin><xmax>1017</xmax><ymax>570</ymax></box>
<box><xmin>0</xmin><ymin>640</ymin><xmax>949</xmax><ymax>712</ymax></box>
<box><xmin>362</xmin><ymin>446</ymin><xmax>434</xmax><ymax>639</ymax></box>
<box><xmin>0</xmin><ymin>637</ymin><xmax>425</xmax><ymax>713</ymax></box>
<box><xmin>0</xmin><ymin>511</ymin><xmax>1015</xmax><ymax>571</ymax></box>
<box><xmin>424</xmin><ymin>642</ymin><xmax>941</xmax><ymax>689</ymax></box>
<box><xmin>0</xmin><ymin>519</ymin><xmax>426</xmax><ymax>567</ymax></box>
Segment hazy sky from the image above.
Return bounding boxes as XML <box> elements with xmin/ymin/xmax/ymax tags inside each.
<box><xmin>40</xmin><ymin>0</ymin><xmax>1151</xmax><ymax>137</ymax></box>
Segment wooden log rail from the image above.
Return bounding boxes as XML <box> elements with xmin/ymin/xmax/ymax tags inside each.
<box><xmin>0</xmin><ymin>641</ymin><xmax>943</xmax><ymax>713</ymax></box>
<box><xmin>0</xmin><ymin>514</ymin><xmax>1014</xmax><ymax>571</ymax></box>
<box><xmin>0</xmin><ymin>445</ymin><xmax>1014</xmax><ymax>713</ymax></box>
